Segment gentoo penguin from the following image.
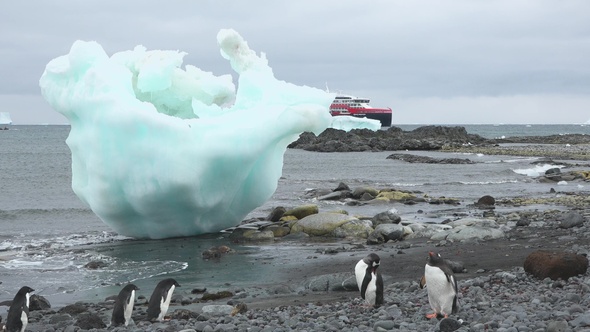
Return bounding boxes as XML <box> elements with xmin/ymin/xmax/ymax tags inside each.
<box><xmin>424</xmin><ymin>251</ymin><xmax>458</xmax><ymax>318</ymax></box>
<box><xmin>147</xmin><ymin>278</ymin><xmax>181</xmax><ymax>321</ymax></box>
<box><xmin>5</xmin><ymin>286</ymin><xmax>34</xmax><ymax>332</ymax></box>
<box><xmin>354</xmin><ymin>253</ymin><xmax>384</xmax><ymax>307</ymax></box>
<box><xmin>111</xmin><ymin>283</ymin><xmax>139</xmax><ymax>327</ymax></box>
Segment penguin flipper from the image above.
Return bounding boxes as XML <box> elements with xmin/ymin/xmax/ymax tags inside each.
<box><xmin>375</xmin><ymin>272</ymin><xmax>384</xmax><ymax>306</ymax></box>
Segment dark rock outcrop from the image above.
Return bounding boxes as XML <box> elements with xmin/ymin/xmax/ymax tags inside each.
<box><xmin>523</xmin><ymin>250</ymin><xmax>588</xmax><ymax>280</ymax></box>
<box><xmin>289</xmin><ymin>126</ymin><xmax>488</xmax><ymax>152</ymax></box>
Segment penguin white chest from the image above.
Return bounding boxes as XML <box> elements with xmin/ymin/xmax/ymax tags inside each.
<box><xmin>354</xmin><ymin>260</ymin><xmax>368</xmax><ymax>290</ymax></box>
<box><xmin>364</xmin><ymin>272</ymin><xmax>378</xmax><ymax>305</ymax></box>
<box><xmin>159</xmin><ymin>285</ymin><xmax>175</xmax><ymax>321</ymax></box>
<box><xmin>20</xmin><ymin>292</ymin><xmax>31</xmax><ymax>332</ymax></box>
<box><xmin>124</xmin><ymin>290</ymin><xmax>135</xmax><ymax>326</ymax></box>
<box><xmin>424</xmin><ymin>264</ymin><xmax>456</xmax><ymax>315</ymax></box>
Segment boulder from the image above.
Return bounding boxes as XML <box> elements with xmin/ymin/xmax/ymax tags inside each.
<box><xmin>351</xmin><ymin>187</ymin><xmax>379</xmax><ymax>199</ymax></box>
<box><xmin>431</xmin><ymin>226</ymin><xmax>504</xmax><ymax>242</ymax></box>
<box><xmin>266</xmin><ymin>206</ymin><xmax>286</xmax><ymax>222</ymax></box>
<box><xmin>559</xmin><ymin>212</ymin><xmax>585</xmax><ymax>229</ymax></box>
<box><xmin>524</xmin><ymin>250</ymin><xmax>588</xmax><ymax>280</ymax></box>
<box><xmin>372</xmin><ymin>209</ymin><xmax>401</xmax><ymax>226</ymax></box>
<box><xmin>284</xmin><ymin>204</ymin><xmax>319</xmax><ymax>219</ymax></box>
<box><xmin>330</xmin><ymin>219</ymin><xmax>373</xmax><ymax>238</ymax></box>
<box><xmin>290</xmin><ymin>213</ymin><xmax>360</xmax><ymax>236</ymax></box>
<box><xmin>476</xmin><ymin>195</ymin><xmax>495</xmax><ymax>206</ymax></box>
<box><xmin>372</xmin><ymin>224</ymin><xmax>406</xmax><ymax>242</ymax></box>
<box><xmin>75</xmin><ymin>312</ymin><xmax>106</xmax><ymax>329</ymax></box>
<box><xmin>29</xmin><ymin>295</ymin><xmax>51</xmax><ymax>311</ymax></box>
<box><xmin>375</xmin><ymin>191</ymin><xmax>416</xmax><ymax>201</ymax></box>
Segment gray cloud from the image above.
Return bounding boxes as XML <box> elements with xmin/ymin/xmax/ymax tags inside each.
<box><xmin>1</xmin><ymin>0</ymin><xmax>589</xmax><ymax>124</ymax></box>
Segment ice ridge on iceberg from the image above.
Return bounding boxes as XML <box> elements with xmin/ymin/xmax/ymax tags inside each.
<box><xmin>39</xmin><ymin>29</ymin><xmax>373</xmax><ymax>239</ymax></box>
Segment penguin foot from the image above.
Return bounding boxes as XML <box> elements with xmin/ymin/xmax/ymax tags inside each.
<box><xmin>425</xmin><ymin>312</ymin><xmax>438</xmax><ymax>319</ymax></box>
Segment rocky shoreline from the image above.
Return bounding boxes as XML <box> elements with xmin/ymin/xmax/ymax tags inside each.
<box><xmin>4</xmin><ymin>128</ymin><xmax>590</xmax><ymax>331</ymax></box>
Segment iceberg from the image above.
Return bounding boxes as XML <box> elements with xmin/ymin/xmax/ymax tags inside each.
<box><xmin>39</xmin><ymin>29</ymin><xmax>377</xmax><ymax>239</ymax></box>
<box><xmin>0</xmin><ymin>112</ymin><xmax>11</xmax><ymax>125</ymax></box>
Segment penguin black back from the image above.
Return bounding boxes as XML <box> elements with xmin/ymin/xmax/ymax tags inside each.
<box><xmin>111</xmin><ymin>283</ymin><xmax>139</xmax><ymax>327</ymax></box>
<box><xmin>147</xmin><ymin>278</ymin><xmax>181</xmax><ymax>321</ymax></box>
<box><xmin>5</xmin><ymin>286</ymin><xmax>35</xmax><ymax>332</ymax></box>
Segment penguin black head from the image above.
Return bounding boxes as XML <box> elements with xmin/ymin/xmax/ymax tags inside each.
<box><xmin>364</xmin><ymin>253</ymin><xmax>380</xmax><ymax>273</ymax></box>
<box><xmin>16</xmin><ymin>286</ymin><xmax>35</xmax><ymax>297</ymax></box>
<box><xmin>427</xmin><ymin>251</ymin><xmax>444</xmax><ymax>265</ymax></box>
<box><xmin>122</xmin><ymin>284</ymin><xmax>140</xmax><ymax>293</ymax></box>
<box><xmin>159</xmin><ymin>278</ymin><xmax>181</xmax><ymax>288</ymax></box>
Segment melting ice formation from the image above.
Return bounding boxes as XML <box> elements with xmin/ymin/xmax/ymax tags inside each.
<box><xmin>39</xmin><ymin>29</ymin><xmax>378</xmax><ymax>239</ymax></box>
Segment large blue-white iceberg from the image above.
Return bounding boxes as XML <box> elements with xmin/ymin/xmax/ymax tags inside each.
<box><xmin>39</xmin><ymin>29</ymin><xmax>376</xmax><ymax>239</ymax></box>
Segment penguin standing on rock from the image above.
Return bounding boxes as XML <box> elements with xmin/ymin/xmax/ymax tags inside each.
<box><xmin>111</xmin><ymin>284</ymin><xmax>139</xmax><ymax>327</ymax></box>
<box><xmin>5</xmin><ymin>286</ymin><xmax>35</xmax><ymax>332</ymax></box>
<box><xmin>354</xmin><ymin>253</ymin><xmax>384</xmax><ymax>307</ymax></box>
<box><xmin>424</xmin><ymin>251</ymin><xmax>458</xmax><ymax>318</ymax></box>
<box><xmin>147</xmin><ymin>278</ymin><xmax>181</xmax><ymax>322</ymax></box>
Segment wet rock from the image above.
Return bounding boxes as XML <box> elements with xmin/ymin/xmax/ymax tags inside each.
<box><xmin>58</xmin><ymin>303</ymin><xmax>88</xmax><ymax>315</ymax></box>
<box><xmin>290</xmin><ymin>213</ymin><xmax>359</xmax><ymax>236</ymax></box>
<box><xmin>201</xmin><ymin>304</ymin><xmax>234</xmax><ymax>316</ymax></box>
<box><xmin>431</xmin><ymin>226</ymin><xmax>504</xmax><ymax>242</ymax></box>
<box><xmin>330</xmin><ymin>219</ymin><xmax>373</xmax><ymax>238</ymax></box>
<box><xmin>372</xmin><ymin>209</ymin><xmax>401</xmax><ymax>226</ymax></box>
<box><xmin>524</xmin><ymin>250</ymin><xmax>589</xmax><ymax>280</ymax></box>
<box><xmin>266</xmin><ymin>206</ymin><xmax>286</xmax><ymax>222</ymax></box>
<box><xmin>436</xmin><ymin>317</ymin><xmax>462</xmax><ymax>332</ymax></box>
<box><xmin>333</xmin><ymin>182</ymin><xmax>350</xmax><ymax>191</ymax></box>
<box><xmin>228</xmin><ymin>228</ymin><xmax>274</xmax><ymax>242</ymax></box>
<box><xmin>351</xmin><ymin>187</ymin><xmax>379</xmax><ymax>199</ymax></box>
<box><xmin>29</xmin><ymin>295</ymin><xmax>51</xmax><ymax>311</ymax></box>
<box><xmin>231</xmin><ymin>303</ymin><xmax>248</xmax><ymax>316</ymax></box>
<box><xmin>283</xmin><ymin>204</ymin><xmax>319</xmax><ymax>219</ymax></box>
<box><xmin>264</xmin><ymin>225</ymin><xmax>291</xmax><ymax>237</ymax></box>
<box><xmin>476</xmin><ymin>195</ymin><xmax>495</xmax><ymax>206</ymax></box>
<box><xmin>317</xmin><ymin>191</ymin><xmax>348</xmax><ymax>200</ymax></box>
<box><xmin>171</xmin><ymin>309</ymin><xmax>200</xmax><ymax>320</ymax></box>
<box><xmin>375</xmin><ymin>190</ymin><xmax>416</xmax><ymax>202</ymax></box>
<box><xmin>84</xmin><ymin>260</ymin><xmax>107</xmax><ymax>269</ymax></box>
<box><xmin>200</xmin><ymin>291</ymin><xmax>233</xmax><ymax>301</ymax></box>
<box><xmin>559</xmin><ymin>211</ymin><xmax>585</xmax><ymax>229</ymax></box>
<box><xmin>372</xmin><ymin>224</ymin><xmax>405</xmax><ymax>242</ymax></box>
<box><xmin>75</xmin><ymin>312</ymin><xmax>106</xmax><ymax>329</ymax></box>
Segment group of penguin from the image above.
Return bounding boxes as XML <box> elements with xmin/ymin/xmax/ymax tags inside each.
<box><xmin>1</xmin><ymin>278</ymin><xmax>180</xmax><ymax>332</ymax></box>
<box><xmin>3</xmin><ymin>251</ymin><xmax>454</xmax><ymax>331</ymax></box>
<box><xmin>355</xmin><ymin>251</ymin><xmax>458</xmax><ymax>318</ymax></box>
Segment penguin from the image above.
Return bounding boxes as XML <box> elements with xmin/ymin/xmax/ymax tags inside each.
<box><xmin>147</xmin><ymin>278</ymin><xmax>181</xmax><ymax>321</ymax></box>
<box><xmin>424</xmin><ymin>251</ymin><xmax>458</xmax><ymax>318</ymax></box>
<box><xmin>111</xmin><ymin>283</ymin><xmax>139</xmax><ymax>327</ymax></box>
<box><xmin>354</xmin><ymin>253</ymin><xmax>384</xmax><ymax>307</ymax></box>
<box><xmin>5</xmin><ymin>286</ymin><xmax>34</xmax><ymax>332</ymax></box>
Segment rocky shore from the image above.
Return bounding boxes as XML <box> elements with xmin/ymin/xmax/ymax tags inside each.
<box><xmin>4</xmin><ymin>127</ymin><xmax>590</xmax><ymax>331</ymax></box>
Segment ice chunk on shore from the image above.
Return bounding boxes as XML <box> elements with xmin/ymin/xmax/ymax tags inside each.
<box><xmin>39</xmin><ymin>29</ymin><xmax>377</xmax><ymax>239</ymax></box>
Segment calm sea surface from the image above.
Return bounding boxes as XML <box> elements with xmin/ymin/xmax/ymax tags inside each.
<box><xmin>0</xmin><ymin>124</ymin><xmax>588</xmax><ymax>306</ymax></box>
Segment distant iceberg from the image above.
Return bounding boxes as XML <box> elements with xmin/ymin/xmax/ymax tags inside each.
<box><xmin>39</xmin><ymin>29</ymin><xmax>377</xmax><ymax>239</ymax></box>
<box><xmin>0</xmin><ymin>112</ymin><xmax>11</xmax><ymax>125</ymax></box>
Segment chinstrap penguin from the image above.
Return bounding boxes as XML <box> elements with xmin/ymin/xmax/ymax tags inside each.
<box><xmin>111</xmin><ymin>283</ymin><xmax>139</xmax><ymax>327</ymax></box>
<box><xmin>354</xmin><ymin>253</ymin><xmax>384</xmax><ymax>307</ymax></box>
<box><xmin>424</xmin><ymin>251</ymin><xmax>458</xmax><ymax>318</ymax></box>
<box><xmin>147</xmin><ymin>278</ymin><xmax>181</xmax><ymax>321</ymax></box>
<box><xmin>5</xmin><ymin>286</ymin><xmax>35</xmax><ymax>332</ymax></box>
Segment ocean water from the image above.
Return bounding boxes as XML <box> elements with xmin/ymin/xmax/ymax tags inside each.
<box><xmin>0</xmin><ymin>124</ymin><xmax>588</xmax><ymax>307</ymax></box>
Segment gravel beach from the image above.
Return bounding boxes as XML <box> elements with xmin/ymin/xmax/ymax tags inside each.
<box><xmin>7</xmin><ymin>142</ymin><xmax>590</xmax><ymax>332</ymax></box>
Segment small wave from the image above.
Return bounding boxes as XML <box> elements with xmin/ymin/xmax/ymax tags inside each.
<box><xmin>0</xmin><ymin>231</ymin><xmax>130</xmax><ymax>252</ymax></box>
<box><xmin>512</xmin><ymin>164</ymin><xmax>564</xmax><ymax>177</ymax></box>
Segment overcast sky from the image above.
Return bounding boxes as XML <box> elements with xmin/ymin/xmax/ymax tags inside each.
<box><xmin>2</xmin><ymin>0</ymin><xmax>589</xmax><ymax>125</ymax></box>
